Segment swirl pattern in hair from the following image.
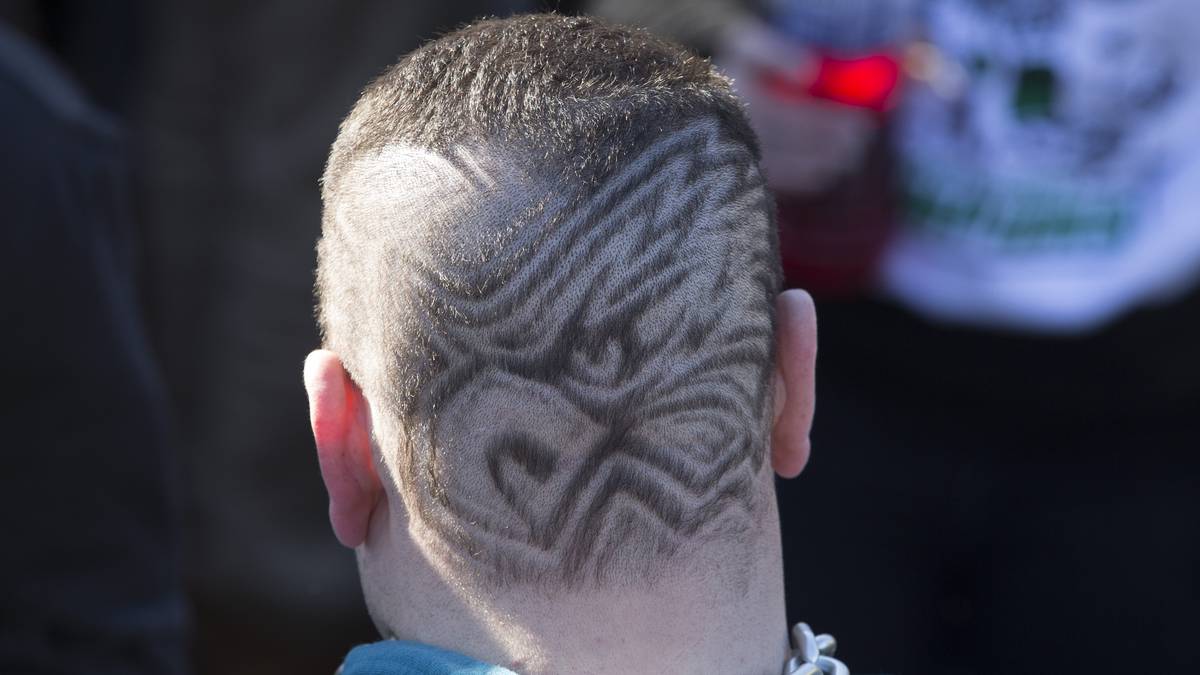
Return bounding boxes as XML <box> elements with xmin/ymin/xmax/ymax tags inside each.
<box><xmin>369</xmin><ymin>121</ymin><xmax>781</xmax><ymax>586</ymax></box>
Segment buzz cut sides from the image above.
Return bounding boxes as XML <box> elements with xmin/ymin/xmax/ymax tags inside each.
<box><xmin>317</xmin><ymin>13</ymin><xmax>782</xmax><ymax>587</ymax></box>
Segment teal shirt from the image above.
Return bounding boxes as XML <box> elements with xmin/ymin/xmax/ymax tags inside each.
<box><xmin>341</xmin><ymin>641</ymin><xmax>517</xmax><ymax>675</ymax></box>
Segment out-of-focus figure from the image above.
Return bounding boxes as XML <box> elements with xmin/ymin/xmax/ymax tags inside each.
<box><xmin>889</xmin><ymin>0</ymin><xmax>1200</xmax><ymax>331</ymax></box>
<box><xmin>130</xmin><ymin>2</ymin><xmax>536</xmax><ymax>674</ymax></box>
<box><xmin>0</xmin><ymin>20</ymin><xmax>185</xmax><ymax>675</ymax></box>
<box><xmin>590</xmin><ymin>1</ymin><xmax>1200</xmax><ymax>673</ymax></box>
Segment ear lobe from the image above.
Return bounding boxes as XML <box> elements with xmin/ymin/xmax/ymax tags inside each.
<box><xmin>771</xmin><ymin>290</ymin><xmax>817</xmax><ymax>479</ymax></box>
<box><xmin>304</xmin><ymin>350</ymin><xmax>382</xmax><ymax>548</ymax></box>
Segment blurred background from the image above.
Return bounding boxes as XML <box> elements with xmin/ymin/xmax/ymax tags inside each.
<box><xmin>1</xmin><ymin>1</ymin><xmax>1197</xmax><ymax>674</ymax></box>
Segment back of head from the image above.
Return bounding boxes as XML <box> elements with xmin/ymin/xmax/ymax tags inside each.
<box><xmin>318</xmin><ymin>14</ymin><xmax>781</xmax><ymax>590</ymax></box>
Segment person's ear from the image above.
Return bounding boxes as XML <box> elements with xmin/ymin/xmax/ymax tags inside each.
<box><xmin>771</xmin><ymin>289</ymin><xmax>817</xmax><ymax>478</ymax></box>
<box><xmin>304</xmin><ymin>350</ymin><xmax>382</xmax><ymax>548</ymax></box>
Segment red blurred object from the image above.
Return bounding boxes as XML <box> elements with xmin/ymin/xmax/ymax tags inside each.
<box><xmin>763</xmin><ymin>52</ymin><xmax>902</xmax><ymax>112</ymax></box>
<box><xmin>760</xmin><ymin>51</ymin><xmax>903</xmax><ymax>296</ymax></box>
<box><xmin>809</xmin><ymin>53</ymin><xmax>901</xmax><ymax>111</ymax></box>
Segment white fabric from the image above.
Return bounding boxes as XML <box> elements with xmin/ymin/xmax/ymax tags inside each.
<box><xmin>882</xmin><ymin>0</ymin><xmax>1200</xmax><ymax>332</ymax></box>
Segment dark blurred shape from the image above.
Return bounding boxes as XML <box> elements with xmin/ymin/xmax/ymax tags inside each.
<box><xmin>782</xmin><ymin>287</ymin><xmax>1200</xmax><ymax>673</ymax></box>
<box><xmin>772</xmin><ymin>132</ymin><xmax>896</xmax><ymax>296</ymax></box>
<box><xmin>0</xmin><ymin>20</ymin><xmax>184</xmax><ymax>675</ymax></box>
<box><xmin>127</xmin><ymin>2</ymin><xmax>532</xmax><ymax>673</ymax></box>
<box><xmin>1012</xmin><ymin>65</ymin><xmax>1056</xmax><ymax>121</ymax></box>
<box><xmin>0</xmin><ymin>1</ymin><xmax>145</xmax><ymax>118</ymax></box>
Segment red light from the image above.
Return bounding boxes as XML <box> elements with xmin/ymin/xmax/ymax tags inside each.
<box><xmin>763</xmin><ymin>52</ymin><xmax>901</xmax><ymax>112</ymax></box>
<box><xmin>810</xmin><ymin>54</ymin><xmax>900</xmax><ymax>110</ymax></box>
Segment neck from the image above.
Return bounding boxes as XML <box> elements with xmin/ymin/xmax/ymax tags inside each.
<box><xmin>359</xmin><ymin>503</ymin><xmax>790</xmax><ymax>675</ymax></box>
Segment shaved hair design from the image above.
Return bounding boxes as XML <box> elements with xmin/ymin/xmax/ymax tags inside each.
<box><xmin>318</xmin><ymin>14</ymin><xmax>781</xmax><ymax>586</ymax></box>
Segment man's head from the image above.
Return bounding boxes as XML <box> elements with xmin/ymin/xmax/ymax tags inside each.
<box><xmin>305</xmin><ymin>12</ymin><xmax>816</xmax><ymax>650</ymax></box>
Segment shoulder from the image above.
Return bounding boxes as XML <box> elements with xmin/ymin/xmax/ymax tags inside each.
<box><xmin>340</xmin><ymin>640</ymin><xmax>516</xmax><ymax>675</ymax></box>
<box><xmin>0</xmin><ymin>22</ymin><xmax>120</xmax><ymax>157</ymax></box>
